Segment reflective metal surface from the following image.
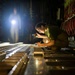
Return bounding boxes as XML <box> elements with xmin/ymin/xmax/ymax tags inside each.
<box><xmin>24</xmin><ymin>47</ymin><xmax>75</xmax><ymax>75</ymax></box>
<box><xmin>0</xmin><ymin>43</ymin><xmax>75</xmax><ymax>75</ymax></box>
<box><xmin>24</xmin><ymin>56</ymin><xmax>47</xmax><ymax>75</ymax></box>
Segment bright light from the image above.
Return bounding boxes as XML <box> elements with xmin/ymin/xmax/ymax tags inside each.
<box><xmin>11</xmin><ymin>20</ymin><xmax>16</xmax><ymax>25</ymax></box>
<box><xmin>35</xmin><ymin>59</ymin><xmax>39</xmax><ymax>68</ymax></box>
<box><xmin>62</xmin><ymin>66</ymin><xmax>64</xmax><ymax>69</ymax></box>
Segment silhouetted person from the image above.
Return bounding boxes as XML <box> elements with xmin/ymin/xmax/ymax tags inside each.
<box><xmin>9</xmin><ymin>8</ymin><xmax>21</xmax><ymax>43</ymax></box>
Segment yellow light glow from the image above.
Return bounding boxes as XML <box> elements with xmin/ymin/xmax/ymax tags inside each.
<box><xmin>35</xmin><ymin>59</ymin><xmax>39</xmax><ymax>66</ymax></box>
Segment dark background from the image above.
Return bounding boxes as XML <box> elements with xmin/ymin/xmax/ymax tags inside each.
<box><xmin>0</xmin><ymin>0</ymin><xmax>64</xmax><ymax>43</ymax></box>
